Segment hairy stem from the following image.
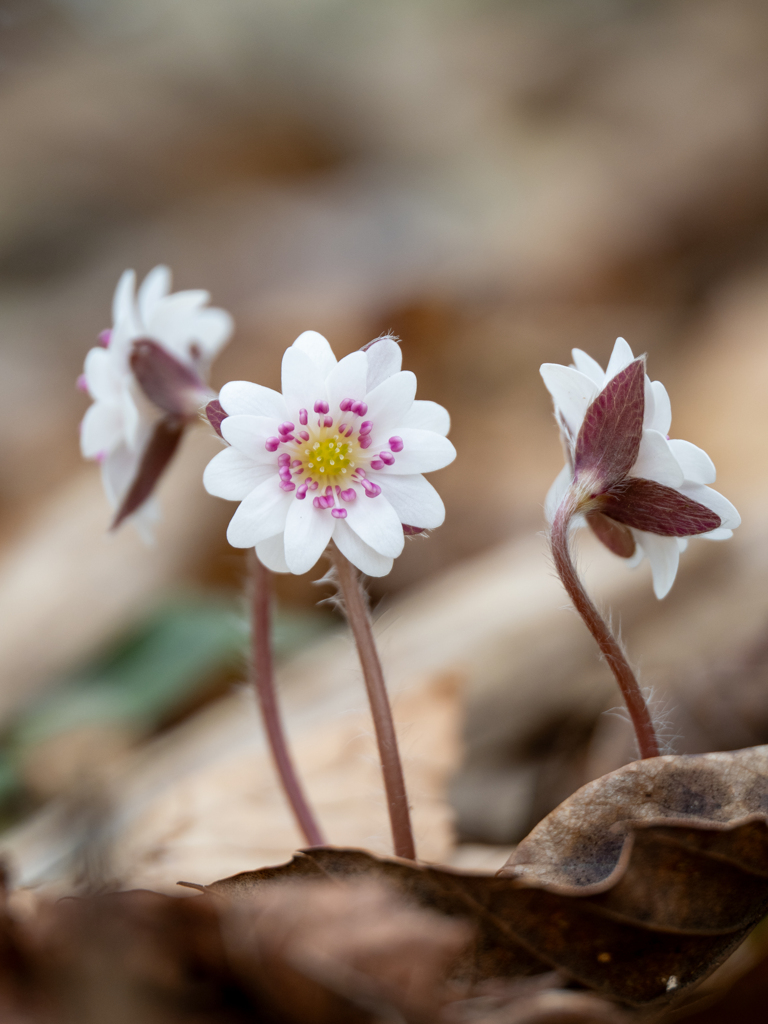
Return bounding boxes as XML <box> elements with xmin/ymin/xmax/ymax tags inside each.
<box><xmin>329</xmin><ymin>544</ymin><xmax>416</xmax><ymax>860</ymax></box>
<box><xmin>250</xmin><ymin>552</ymin><xmax>325</xmax><ymax>846</ymax></box>
<box><xmin>551</xmin><ymin>494</ymin><xmax>660</xmax><ymax>759</ymax></box>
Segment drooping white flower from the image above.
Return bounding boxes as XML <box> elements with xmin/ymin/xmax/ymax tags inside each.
<box><xmin>541</xmin><ymin>337</ymin><xmax>740</xmax><ymax>599</ymax></box>
<box><xmin>79</xmin><ymin>266</ymin><xmax>233</xmax><ymax>530</ymax></box>
<box><xmin>203</xmin><ymin>331</ymin><xmax>456</xmax><ymax>576</ymax></box>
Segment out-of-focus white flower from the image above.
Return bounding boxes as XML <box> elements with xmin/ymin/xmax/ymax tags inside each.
<box><xmin>541</xmin><ymin>337</ymin><xmax>740</xmax><ymax>599</ymax></box>
<box><xmin>79</xmin><ymin>266</ymin><xmax>232</xmax><ymax>530</ymax></box>
<box><xmin>203</xmin><ymin>331</ymin><xmax>456</xmax><ymax>576</ymax></box>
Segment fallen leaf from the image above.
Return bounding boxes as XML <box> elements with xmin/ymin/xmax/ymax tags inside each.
<box><xmin>206</xmin><ymin>745</ymin><xmax>768</xmax><ymax>1010</ymax></box>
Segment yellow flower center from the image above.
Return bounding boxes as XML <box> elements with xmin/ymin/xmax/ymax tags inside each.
<box><xmin>300</xmin><ymin>432</ymin><xmax>358</xmax><ymax>481</ymax></box>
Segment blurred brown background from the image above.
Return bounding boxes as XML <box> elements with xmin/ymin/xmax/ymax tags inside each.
<box><xmin>3</xmin><ymin>0</ymin><xmax>768</xmax><ymax>877</ymax></box>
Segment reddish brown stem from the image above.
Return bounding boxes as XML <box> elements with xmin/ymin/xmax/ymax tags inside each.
<box><xmin>329</xmin><ymin>544</ymin><xmax>416</xmax><ymax>860</ymax></box>
<box><xmin>551</xmin><ymin>494</ymin><xmax>660</xmax><ymax>759</ymax></box>
<box><xmin>250</xmin><ymin>553</ymin><xmax>326</xmax><ymax>846</ymax></box>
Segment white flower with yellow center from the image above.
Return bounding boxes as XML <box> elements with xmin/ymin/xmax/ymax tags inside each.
<box><xmin>203</xmin><ymin>331</ymin><xmax>456</xmax><ymax>576</ymax></box>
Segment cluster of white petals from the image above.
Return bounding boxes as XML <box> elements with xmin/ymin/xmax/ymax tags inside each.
<box><xmin>79</xmin><ymin>266</ymin><xmax>232</xmax><ymax>528</ymax></box>
<box><xmin>541</xmin><ymin>338</ymin><xmax>740</xmax><ymax>599</ymax></box>
<box><xmin>203</xmin><ymin>331</ymin><xmax>456</xmax><ymax>576</ymax></box>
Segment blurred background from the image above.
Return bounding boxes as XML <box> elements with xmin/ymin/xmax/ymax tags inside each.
<box><xmin>4</xmin><ymin>0</ymin><xmax>768</xmax><ymax>887</ymax></box>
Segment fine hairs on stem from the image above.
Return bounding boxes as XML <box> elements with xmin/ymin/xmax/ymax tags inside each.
<box><xmin>328</xmin><ymin>543</ymin><xmax>416</xmax><ymax>861</ymax></box>
<box><xmin>550</xmin><ymin>494</ymin><xmax>660</xmax><ymax>760</ymax></box>
<box><xmin>249</xmin><ymin>552</ymin><xmax>326</xmax><ymax>847</ymax></box>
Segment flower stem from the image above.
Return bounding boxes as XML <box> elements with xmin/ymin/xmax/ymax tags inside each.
<box><xmin>551</xmin><ymin>493</ymin><xmax>660</xmax><ymax>759</ymax></box>
<box><xmin>249</xmin><ymin>552</ymin><xmax>326</xmax><ymax>847</ymax></box>
<box><xmin>329</xmin><ymin>544</ymin><xmax>416</xmax><ymax>860</ymax></box>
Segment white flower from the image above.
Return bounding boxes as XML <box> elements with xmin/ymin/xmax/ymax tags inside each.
<box><xmin>541</xmin><ymin>337</ymin><xmax>740</xmax><ymax>599</ymax></box>
<box><xmin>79</xmin><ymin>266</ymin><xmax>233</xmax><ymax>529</ymax></box>
<box><xmin>203</xmin><ymin>331</ymin><xmax>456</xmax><ymax>576</ymax></box>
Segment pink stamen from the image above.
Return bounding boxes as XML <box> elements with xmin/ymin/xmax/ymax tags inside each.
<box><xmin>280</xmin><ymin>481</ymin><xmax>296</xmax><ymax>492</ymax></box>
<box><xmin>350</xmin><ymin>401</ymin><xmax>364</xmax><ymax>415</ymax></box>
<box><xmin>359</xmin><ymin>421</ymin><xmax>372</xmax><ymax>435</ymax></box>
<box><xmin>324</xmin><ymin>414</ymin><xmax>333</xmax><ymax>428</ymax></box>
<box><xmin>265</xmin><ymin>437</ymin><xmax>280</xmax><ymax>452</ymax></box>
<box><xmin>389</xmin><ymin>436</ymin><xmax>403</xmax><ymax>453</ymax></box>
<box><xmin>299</xmin><ymin>430</ymin><xmax>309</xmax><ymax>441</ymax></box>
<box><xmin>98</xmin><ymin>329</ymin><xmax>111</xmax><ymax>347</ymax></box>
<box><xmin>339</xmin><ymin>398</ymin><xmax>353</xmax><ymax>412</ymax></box>
<box><xmin>379</xmin><ymin>451</ymin><xmax>395</xmax><ymax>466</ymax></box>
<box><xmin>363</xmin><ymin>481</ymin><xmax>381</xmax><ymax>498</ymax></box>
<box><xmin>278</xmin><ymin>453</ymin><xmax>291</xmax><ymax>466</ymax></box>
<box><xmin>331</xmin><ymin>508</ymin><xmax>347</xmax><ymax>519</ymax></box>
<box><xmin>345</xmin><ymin>425</ymin><xmax>355</xmax><ymax>436</ymax></box>
<box><xmin>370</xmin><ymin>459</ymin><xmax>384</xmax><ymax>470</ymax></box>
<box><xmin>314</xmin><ymin>401</ymin><xmax>329</xmax><ymax>414</ymax></box>
<box><xmin>340</xmin><ymin>488</ymin><xmax>356</xmax><ymax>502</ymax></box>
<box><xmin>359</xmin><ymin>436</ymin><xmax>373</xmax><ymax>449</ymax></box>
<box><xmin>339</xmin><ymin>423</ymin><xmax>348</xmax><ymax>434</ymax></box>
<box><xmin>76</xmin><ymin>374</ymin><xmax>88</xmax><ymax>392</ymax></box>
<box><xmin>297</xmin><ymin>483</ymin><xmax>308</xmax><ymax>499</ymax></box>
<box><xmin>291</xmin><ymin>459</ymin><xmax>302</xmax><ymax>468</ymax></box>
<box><xmin>279</xmin><ymin>422</ymin><xmax>295</xmax><ymax>435</ymax></box>
<box><xmin>299</xmin><ymin>408</ymin><xmax>308</xmax><ymax>425</ymax></box>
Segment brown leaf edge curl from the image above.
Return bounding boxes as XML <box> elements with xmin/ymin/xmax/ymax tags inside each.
<box><xmin>199</xmin><ymin>746</ymin><xmax>768</xmax><ymax>1011</ymax></box>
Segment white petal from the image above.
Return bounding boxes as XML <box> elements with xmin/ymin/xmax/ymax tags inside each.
<box><xmin>203</xmin><ymin>447</ymin><xmax>273</xmax><ymax>500</ymax></box>
<box><xmin>80</xmin><ymin>402</ymin><xmax>123</xmax><ymax>458</ymax></box>
<box><xmin>84</xmin><ymin>346</ymin><xmax>123</xmax><ymax>403</ymax></box>
<box><xmin>366</xmin><ymin>338</ymin><xmax>402</xmax><ymax>391</ymax></box>
<box><xmin>137</xmin><ymin>265</ymin><xmax>171</xmax><ymax>326</ymax></box>
<box><xmin>283</xmin><ymin>498</ymin><xmax>335</xmax><ymax>574</ymax></box>
<box><xmin>364</xmin><ymin>371</ymin><xmax>417</xmax><ymax>431</ymax></box>
<box><xmin>326</xmin><ymin>351</ymin><xmax>368</xmax><ymax>414</ymax></box>
<box><xmin>226</xmin><ymin>477</ymin><xmax>291</xmax><ymax>548</ymax></box>
<box><xmin>380</xmin><ymin>429</ymin><xmax>456</xmax><ymax>474</ymax></box>
<box><xmin>649</xmin><ymin>381</ymin><xmax>671</xmax><ymax>436</ymax></box>
<box><xmin>539</xmin><ymin>365</ymin><xmax>599</xmax><ymax>439</ymax></box>
<box><xmin>631</xmin><ymin>430</ymin><xmax>684</xmax><ymax>487</ymax></box>
<box><xmin>667</xmin><ymin>439</ymin><xmax>716</xmax><ymax>485</ymax></box>
<box><xmin>291</xmin><ymin>330</ymin><xmax>337</xmax><ymax>377</ymax></box>
<box><xmin>256</xmin><ymin>533</ymin><xmax>290</xmax><ymax>573</ymax></box>
<box><xmin>635</xmin><ymin>531</ymin><xmax>680</xmax><ymax>599</ymax></box>
<box><xmin>401</xmin><ymin>400</ymin><xmax>450</xmax><ymax>436</ymax></box>
<box><xmin>221</xmin><ymin>415</ymin><xmax>279</xmax><ymax>462</ymax></box>
<box><xmin>699</xmin><ymin>527</ymin><xmax>733</xmax><ymax>541</ymax></box>
<box><xmin>605</xmin><ymin>337</ymin><xmax>635</xmax><ymax>380</ymax></box>
<box><xmin>678</xmin><ymin>484</ymin><xmax>740</xmax><ymax>531</ymax></box>
<box><xmin>186</xmin><ymin>307</ymin><xmax>233</xmax><ymax>359</ymax></box>
<box><xmin>378</xmin><ymin>474</ymin><xmax>444</xmax><ymax>528</ymax></box>
<box><xmin>112</xmin><ymin>269</ymin><xmax>137</xmax><ymax>326</ymax></box>
<box><xmin>219</xmin><ymin>381</ymin><xmax>287</xmax><ymax>420</ymax></box>
<box><xmin>100</xmin><ymin>443</ymin><xmax>140</xmax><ymax>508</ymax></box>
<box><xmin>345</xmin><ymin>493</ymin><xmax>404</xmax><ymax>558</ymax></box>
<box><xmin>121</xmin><ymin>388</ymin><xmax>145</xmax><ymax>451</ymax></box>
<box><xmin>544</xmin><ymin>463</ymin><xmax>572</xmax><ymax>522</ymax></box>
<box><xmin>332</xmin><ymin>521</ymin><xmax>394</xmax><ymax>577</ymax></box>
<box><xmin>571</xmin><ymin>349</ymin><xmax>606</xmax><ymax>387</ymax></box>
<box><xmin>281</xmin><ymin>346</ymin><xmax>326</xmax><ymax>412</ymax></box>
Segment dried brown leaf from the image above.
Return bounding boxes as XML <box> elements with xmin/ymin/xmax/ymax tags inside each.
<box><xmin>207</xmin><ymin>746</ymin><xmax>768</xmax><ymax>1010</ymax></box>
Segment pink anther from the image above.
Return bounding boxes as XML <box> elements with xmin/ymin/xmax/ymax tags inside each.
<box><xmin>76</xmin><ymin>374</ymin><xmax>88</xmax><ymax>392</ymax></box>
<box><xmin>291</xmin><ymin>459</ymin><xmax>302</xmax><ymax>468</ymax></box>
<box><xmin>323</xmin><ymin>414</ymin><xmax>333</xmax><ymax>427</ymax></box>
<box><xmin>299</xmin><ymin>409</ymin><xmax>308</xmax><ymax>425</ymax></box>
<box><xmin>370</xmin><ymin>459</ymin><xmax>384</xmax><ymax>470</ymax></box>
<box><xmin>297</xmin><ymin>483</ymin><xmax>308</xmax><ymax>500</ymax></box>
<box><xmin>339</xmin><ymin>398</ymin><xmax>352</xmax><ymax>412</ymax></box>
<box><xmin>388</xmin><ymin>436</ymin><xmax>403</xmax><ymax>452</ymax></box>
<box><xmin>379</xmin><ymin>451</ymin><xmax>395</xmax><ymax>465</ymax></box>
<box><xmin>265</xmin><ymin>437</ymin><xmax>280</xmax><ymax>452</ymax></box>
<box><xmin>363</xmin><ymin>480</ymin><xmax>381</xmax><ymax>498</ymax></box>
<box><xmin>278</xmin><ymin>453</ymin><xmax>291</xmax><ymax>466</ymax></box>
<box><xmin>359</xmin><ymin>435</ymin><xmax>372</xmax><ymax>449</ymax></box>
<box><xmin>359</xmin><ymin>420</ymin><xmax>372</xmax><ymax>435</ymax></box>
<box><xmin>279</xmin><ymin>421</ymin><xmax>295</xmax><ymax>435</ymax></box>
<box><xmin>340</xmin><ymin>488</ymin><xmax>356</xmax><ymax>502</ymax></box>
<box><xmin>313</xmin><ymin>400</ymin><xmax>329</xmax><ymax>414</ymax></box>
<box><xmin>98</xmin><ymin>329</ymin><xmax>112</xmax><ymax>347</ymax></box>
<box><xmin>280</xmin><ymin>480</ymin><xmax>296</xmax><ymax>492</ymax></box>
<box><xmin>299</xmin><ymin>430</ymin><xmax>309</xmax><ymax>441</ymax></box>
<box><xmin>331</xmin><ymin>508</ymin><xmax>347</xmax><ymax>519</ymax></box>
<box><xmin>309</xmin><ymin>480</ymin><xmax>319</xmax><ymax>490</ymax></box>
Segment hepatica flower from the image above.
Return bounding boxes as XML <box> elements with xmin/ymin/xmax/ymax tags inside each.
<box><xmin>79</xmin><ymin>266</ymin><xmax>232</xmax><ymax>531</ymax></box>
<box><xmin>541</xmin><ymin>338</ymin><xmax>739</xmax><ymax>598</ymax></box>
<box><xmin>203</xmin><ymin>331</ymin><xmax>456</xmax><ymax>576</ymax></box>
